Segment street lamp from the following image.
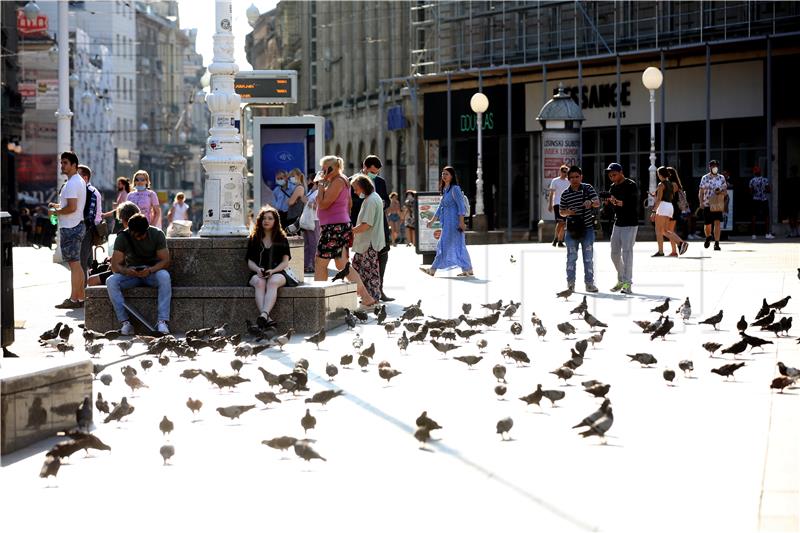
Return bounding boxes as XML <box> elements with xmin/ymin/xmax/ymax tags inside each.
<box><xmin>470</xmin><ymin>92</ymin><xmax>489</xmax><ymax>217</ymax></box>
<box><xmin>23</xmin><ymin>1</ymin><xmax>40</xmax><ymax>22</ymax></box>
<box><xmin>246</xmin><ymin>4</ymin><xmax>260</xmax><ymax>28</ymax></box>
<box><xmin>642</xmin><ymin>66</ymin><xmax>663</xmax><ymax>207</ymax></box>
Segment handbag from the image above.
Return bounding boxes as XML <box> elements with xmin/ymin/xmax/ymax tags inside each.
<box><xmin>709</xmin><ymin>191</ymin><xmax>725</xmax><ymax>212</ymax></box>
<box><xmin>299</xmin><ymin>202</ymin><xmax>316</xmax><ymax>230</ymax></box>
<box><xmin>91</xmin><ymin>220</ymin><xmax>109</xmax><ymax>246</ymax></box>
<box><xmin>283</xmin><ymin>266</ymin><xmax>301</xmax><ymax>285</ymax></box>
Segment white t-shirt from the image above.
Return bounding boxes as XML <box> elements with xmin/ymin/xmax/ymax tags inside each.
<box><xmin>58</xmin><ymin>173</ymin><xmax>87</xmax><ymax>229</ymax></box>
<box><xmin>549</xmin><ymin>177</ymin><xmax>571</xmax><ymax>206</ymax></box>
<box><xmin>171</xmin><ymin>202</ymin><xmax>189</xmax><ymax>220</ymax></box>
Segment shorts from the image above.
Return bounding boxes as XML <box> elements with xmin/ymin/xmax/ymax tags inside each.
<box><xmin>703</xmin><ymin>207</ymin><xmax>724</xmax><ymax>224</ymax></box>
<box><xmin>553</xmin><ymin>204</ymin><xmax>565</xmax><ymax>221</ymax></box>
<box><xmin>655</xmin><ymin>202</ymin><xmax>674</xmax><ymax>218</ymax></box>
<box><xmin>752</xmin><ymin>200</ymin><xmax>769</xmax><ymax>219</ymax></box>
<box><xmin>317</xmin><ymin>222</ymin><xmax>353</xmax><ymax>259</ymax></box>
<box><xmin>59</xmin><ymin>223</ymin><xmax>85</xmax><ymax>263</ymax></box>
<box><xmin>388</xmin><ymin>213</ymin><xmax>401</xmax><ymax>223</ymax></box>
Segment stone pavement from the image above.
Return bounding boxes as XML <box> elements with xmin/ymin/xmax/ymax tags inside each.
<box><xmin>1</xmin><ymin>238</ymin><xmax>798</xmax><ymax>532</ymax></box>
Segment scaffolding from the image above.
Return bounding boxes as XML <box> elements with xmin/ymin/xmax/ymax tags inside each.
<box><xmin>410</xmin><ymin>1</ymin><xmax>438</xmax><ymax>76</ymax></box>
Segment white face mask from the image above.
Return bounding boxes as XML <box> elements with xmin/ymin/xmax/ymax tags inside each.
<box><xmin>711</xmin><ymin>167</ymin><xmax>719</xmax><ymax>175</ymax></box>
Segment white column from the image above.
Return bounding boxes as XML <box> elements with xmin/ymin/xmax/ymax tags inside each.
<box><xmin>647</xmin><ymin>88</ymin><xmax>657</xmax><ymax>208</ymax></box>
<box><xmin>475</xmin><ymin>112</ymin><xmax>484</xmax><ymax>216</ymax></box>
<box><xmin>199</xmin><ymin>0</ymin><xmax>248</xmax><ymax>237</ymax></box>
<box><xmin>53</xmin><ymin>0</ymin><xmax>72</xmax><ymax>263</ymax></box>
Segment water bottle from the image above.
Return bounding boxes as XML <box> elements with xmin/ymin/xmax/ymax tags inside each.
<box><xmin>49</xmin><ymin>208</ymin><xmax>57</xmax><ymax>225</ymax></box>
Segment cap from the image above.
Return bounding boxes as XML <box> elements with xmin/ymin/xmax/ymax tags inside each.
<box><xmin>708</xmin><ymin>159</ymin><xmax>720</xmax><ymax>166</ymax></box>
<box><xmin>605</xmin><ymin>163</ymin><xmax>623</xmax><ymax>172</ymax></box>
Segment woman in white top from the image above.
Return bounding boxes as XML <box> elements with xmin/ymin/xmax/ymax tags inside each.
<box><xmin>167</xmin><ymin>192</ymin><xmax>190</xmax><ymax>223</ymax></box>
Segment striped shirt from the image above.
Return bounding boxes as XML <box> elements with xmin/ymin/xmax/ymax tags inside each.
<box><xmin>560</xmin><ymin>183</ymin><xmax>599</xmax><ymax>229</ymax></box>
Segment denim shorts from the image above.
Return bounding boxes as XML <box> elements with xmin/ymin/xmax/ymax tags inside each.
<box><xmin>59</xmin><ymin>223</ymin><xmax>85</xmax><ymax>262</ymax></box>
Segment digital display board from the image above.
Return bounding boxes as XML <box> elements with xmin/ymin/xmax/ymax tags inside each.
<box><xmin>234</xmin><ymin>70</ymin><xmax>297</xmax><ymax>104</ymax></box>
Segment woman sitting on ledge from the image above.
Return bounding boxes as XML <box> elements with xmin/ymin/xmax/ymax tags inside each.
<box><xmin>246</xmin><ymin>205</ymin><xmax>299</xmax><ymax>328</ymax></box>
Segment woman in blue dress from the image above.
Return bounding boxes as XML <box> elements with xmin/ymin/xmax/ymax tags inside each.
<box><xmin>420</xmin><ymin>166</ymin><xmax>474</xmax><ymax>277</ymax></box>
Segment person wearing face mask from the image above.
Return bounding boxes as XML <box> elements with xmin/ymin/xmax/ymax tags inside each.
<box><xmin>350</xmin><ymin>174</ymin><xmax>386</xmax><ymax>303</ymax></box>
<box><xmin>284</xmin><ymin>168</ymin><xmax>306</xmax><ymax>232</ymax></box>
<box><xmin>350</xmin><ymin>155</ymin><xmax>394</xmax><ymax>301</ymax></box>
<box><xmin>272</xmin><ymin>170</ymin><xmax>297</xmax><ymax>229</ymax></box>
<box><xmin>126</xmin><ymin>170</ymin><xmax>161</xmax><ymax>228</ymax></box>
<box><xmin>102</xmin><ymin>177</ymin><xmax>130</xmax><ymax>234</ymax></box>
<box><xmin>698</xmin><ymin>159</ymin><xmax>727</xmax><ymax>251</ymax></box>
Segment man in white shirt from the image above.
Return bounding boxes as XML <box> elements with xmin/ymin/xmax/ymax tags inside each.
<box><xmin>548</xmin><ymin>164</ymin><xmax>570</xmax><ymax>247</ymax></box>
<box><xmin>49</xmin><ymin>151</ymin><xmax>87</xmax><ymax>309</ymax></box>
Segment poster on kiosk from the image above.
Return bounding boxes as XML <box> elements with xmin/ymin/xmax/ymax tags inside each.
<box><xmin>253</xmin><ymin>116</ymin><xmax>325</xmax><ymax>213</ymax></box>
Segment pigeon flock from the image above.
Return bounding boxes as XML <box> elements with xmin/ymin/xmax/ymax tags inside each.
<box><xmin>35</xmin><ymin>286</ymin><xmax>796</xmax><ymax>484</ymax></box>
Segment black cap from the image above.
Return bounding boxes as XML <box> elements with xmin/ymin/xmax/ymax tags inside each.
<box><xmin>708</xmin><ymin>159</ymin><xmax>720</xmax><ymax>166</ymax></box>
<box><xmin>605</xmin><ymin>162</ymin><xmax>623</xmax><ymax>172</ymax></box>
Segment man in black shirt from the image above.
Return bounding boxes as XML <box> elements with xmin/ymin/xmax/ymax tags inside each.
<box><xmin>605</xmin><ymin>163</ymin><xmax>639</xmax><ymax>295</ymax></box>
<box><xmin>559</xmin><ymin>165</ymin><xmax>600</xmax><ymax>293</ymax></box>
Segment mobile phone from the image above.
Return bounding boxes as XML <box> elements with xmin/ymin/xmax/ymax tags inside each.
<box><xmin>132</xmin><ymin>266</ymin><xmax>147</xmax><ymax>271</ymax></box>
<box><xmin>327</xmin><ymin>166</ymin><xmax>333</xmax><ymax>175</ymax></box>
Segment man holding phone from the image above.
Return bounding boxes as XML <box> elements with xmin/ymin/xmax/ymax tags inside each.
<box><xmin>107</xmin><ymin>213</ymin><xmax>172</xmax><ymax>334</ymax></box>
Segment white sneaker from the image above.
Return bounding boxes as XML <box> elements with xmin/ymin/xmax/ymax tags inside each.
<box><xmin>765</xmin><ymin>233</ymin><xmax>775</xmax><ymax>239</ymax></box>
<box><xmin>752</xmin><ymin>235</ymin><xmax>757</xmax><ymax>240</ymax></box>
<box><xmin>120</xmin><ymin>321</ymin><xmax>134</xmax><ymax>335</ymax></box>
<box><xmin>156</xmin><ymin>320</ymin><xmax>170</xmax><ymax>334</ymax></box>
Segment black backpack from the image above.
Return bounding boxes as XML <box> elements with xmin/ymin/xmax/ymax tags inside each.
<box><xmin>83</xmin><ymin>183</ymin><xmax>98</xmax><ymax>224</ymax></box>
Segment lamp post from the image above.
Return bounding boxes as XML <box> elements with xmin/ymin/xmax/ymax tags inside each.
<box><xmin>52</xmin><ymin>0</ymin><xmax>72</xmax><ymax>263</ymax></box>
<box><xmin>470</xmin><ymin>92</ymin><xmax>489</xmax><ymax>218</ymax></box>
<box><xmin>642</xmin><ymin>67</ymin><xmax>663</xmax><ymax>207</ymax></box>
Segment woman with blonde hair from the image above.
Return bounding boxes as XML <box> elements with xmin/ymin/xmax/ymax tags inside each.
<box><xmin>315</xmin><ymin>155</ymin><xmax>376</xmax><ymax>306</ymax></box>
<box><xmin>246</xmin><ymin>205</ymin><xmax>298</xmax><ymax>328</ymax></box>
<box><xmin>126</xmin><ymin>170</ymin><xmax>161</xmax><ymax>227</ymax></box>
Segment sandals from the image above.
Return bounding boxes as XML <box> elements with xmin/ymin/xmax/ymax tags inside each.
<box><xmin>419</xmin><ymin>267</ymin><xmax>435</xmax><ymax>276</ymax></box>
<box><xmin>457</xmin><ymin>271</ymin><xmax>474</xmax><ymax>277</ymax></box>
<box><xmin>257</xmin><ymin>313</ymin><xmax>277</xmax><ymax>329</ymax></box>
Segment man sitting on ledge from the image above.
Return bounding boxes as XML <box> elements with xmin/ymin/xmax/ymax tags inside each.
<box><xmin>107</xmin><ymin>213</ymin><xmax>172</xmax><ymax>334</ymax></box>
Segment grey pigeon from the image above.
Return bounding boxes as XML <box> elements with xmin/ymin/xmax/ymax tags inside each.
<box><xmin>305</xmin><ymin>389</ymin><xmax>344</xmax><ymax>406</ymax></box>
<box><xmin>699</xmin><ymin>310</ymin><xmax>724</xmax><ymax>330</ymax></box>
<box><xmin>577</xmin><ymin>407</ymin><xmax>614</xmax><ymax>443</ymax></box>
<box><xmin>676</xmin><ymin>298</ymin><xmax>692</xmax><ymax>322</ymax></box>
<box><xmin>736</xmin><ymin>315</ymin><xmax>748</xmax><ymax>332</ymax></box>
<box><xmin>678</xmin><ymin>360</ymin><xmax>694</xmax><ymax>376</ymax></box>
<box><xmin>542</xmin><ymin>388</ymin><xmax>566</xmax><ymax>406</ymax></box>
<box><xmin>495</xmin><ymin>384</ymin><xmax>507</xmax><ymax>398</ymax></box>
<box><xmin>416</xmin><ymin>411</ymin><xmax>443</xmax><ymax>432</ymax></box>
<box><xmin>159</xmin><ymin>415</ymin><xmax>174</xmax><ymax>436</ymax></box>
<box><xmin>557</xmin><ymin>322</ymin><xmax>576</xmax><ymax>338</ymax></box>
<box><xmin>325</xmin><ymin>363</ymin><xmax>338</xmax><ymax>380</ymax></box>
<box><xmin>550</xmin><ymin>366</ymin><xmax>574</xmax><ymax>383</ymax></box>
<box><xmin>777</xmin><ymin>362</ymin><xmax>800</xmax><ymax>379</ymax></box>
<box><xmin>304</xmin><ymin>328</ymin><xmax>326</xmax><ymax>349</ymax></box>
<box><xmin>583</xmin><ymin>311</ymin><xmax>608</xmax><ymax>330</ymax></box>
<box><xmin>573</xmin><ymin>398</ymin><xmax>611</xmax><ymax>429</ymax></box>
<box><xmin>519</xmin><ymin>385</ymin><xmax>544</xmax><ymax>407</ymax></box>
<box><xmin>651</xmin><ymin>298</ymin><xmax>670</xmax><ymax>314</ymax></box>
<box><xmin>262</xmin><ymin>436</ymin><xmax>304</xmax><ymax>451</ymax></box>
<box><xmin>294</xmin><ymin>441</ymin><xmax>326</xmax><ymax>462</ymax></box>
<box><xmin>453</xmin><ymin>355</ymin><xmax>483</xmax><ymax>368</ymax></box>
<box><xmin>159</xmin><ymin>444</ymin><xmax>175</xmax><ymax>465</ymax></box>
<box><xmin>104</xmin><ymin>397</ymin><xmax>134</xmax><ymax>423</ymax></box>
<box><xmin>397</xmin><ymin>331</ymin><xmax>409</xmax><ymax>352</ymax></box>
<box><xmin>711</xmin><ymin>362</ymin><xmax>745</xmax><ymax>380</ymax></box>
<box><xmin>584</xmin><ymin>383</ymin><xmax>610</xmax><ymax>398</ymax></box>
<box><xmin>255</xmin><ymin>391</ymin><xmax>281</xmax><ymax>407</ymax></box>
<box><xmin>216</xmin><ymin>405</ymin><xmax>256</xmax><ymax>420</ymax></box>
<box><xmin>770</xmin><ymin>376</ymin><xmax>796</xmax><ymax>393</ymax></box>
<box><xmin>414</xmin><ymin>426</ymin><xmax>431</xmax><ymax>448</ymax></box>
<box><xmin>663</xmin><ymin>369</ymin><xmax>676</xmax><ymax>385</ymax></box>
<box><xmin>570</xmin><ymin>296</ymin><xmax>588</xmax><ymax>315</ymax></box>
<box><xmin>496</xmin><ymin>417</ymin><xmax>513</xmax><ymax>440</ymax></box>
<box><xmin>721</xmin><ymin>339</ymin><xmax>748</xmax><ymax>358</ymax></box>
<box><xmin>492</xmin><ymin>364</ymin><xmax>507</xmax><ymax>383</ymax></box>
<box><xmin>626</xmin><ymin>353</ymin><xmax>658</xmax><ymax>367</ymax></box>
<box><xmin>301</xmin><ymin>409</ymin><xmax>316</xmax><ymax>433</ymax></box>
<box><xmin>76</xmin><ymin>396</ymin><xmax>92</xmax><ymax>431</ymax></box>
<box><xmin>340</xmin><ymin>354</ymin><xmax>353</xmax><ymax>367</ymax></box>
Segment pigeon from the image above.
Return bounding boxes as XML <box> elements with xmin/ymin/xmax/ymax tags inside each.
<box><xmin>650</xmin><ymin>317</ymin><xmax>674</xmax><ymax>341</ymax></box>
<box><xmin>139</xmin><ymin>359</ymin><xmax>153</xmax><ymax>372</ymax></box>
<box><xmin>40</xmin><ymin>322</ymin><xmax>63</xmax><ymax>343</ymax></box>
<box><xmin>678</xmin><ymin>360</ymin><xmax>694</xmax><ymax>376</ymax></box>
<box><xmin>331</xmin><ymin>261</ymin><xmax>350</xmax><ymax>282</ymax></box>
<box><xmin>95</xmin><ymin>392</ymin><xmax>109</xmax><ymax>414</ymax></box>
<box><xmin>530</xmin><ymin>312</ymin><xmax>542</xmax><ymax>327</ymax></box>
<box><xmin>492</xmin><ymin>364</ymin><xmax>507</xmax><ymax>383</ymax></box>
<box><xmin>570</xmin><ymin>296</ymin><xmax>588</xmax><ymax>315</ymax></box>
<box><xmin>261</xmin><ymin>436</ymin><xmax>307</xmax><ymax>452</ymax></box>
<box><xmin>159</xmin><ymin>416</ymin><xmax>174</xmax><ymax>436</ymax></box>
<box><xmin>124</xmin><ymin>373</ymin><xmax>148</xmax><ymax>394</ymax></box>
<box><xmin>55</xmin><ymin>342</ymin><xmax>74</xmax><ymax>356</ymax></box>
<box><xmin>343</xmin><ymin>309</ymin><xmax>358</xmax><ymax>329</ymax></box>
<box><xmin>360</xmin><ymin>343</ymin><xmax>376</xmax><ymax>359</ymax></box>
<box><xmin>305</xmin><ymin>389</ymin><xmax>344</xmax><ymax>406</ymax></box>
<box><xmin>589</xmin><ymin>329</ymin><xmax>606</xmax><ymax>347</ymax></box>
<box><xmin>535</xmin><ymin>324</ymin><xmax>547</xmax><ymax>340</ymax></box>
<box><xmin>75</xmin><ymin>396</ymin><xmax>92</xmax><ymax>431</ymax></box>
<box><xmin>51</xmin><ymin>430</ymin><xmax>111</xmax><ymax>457</ymax></box>
<box><xmin>676</xmin><ymin>298</ymin><xmax>692</xmax><ymax>322</ymax></box>
<box><xmin>721</xmin><ymin>339</ymin><xmax>748</xmax><ymax>358</ymax></box>
<box><xmin>453</xmin><ymin>355</ymin><xmax>483</xmax><ymax>368</ymax></box>
<box><xmin>384</xmin><ymin>322</ymin><xmax>397</xmax><ymax>336</ymax></box>
<box><xmin>663</xmin><ymin>369</ymin><xmax>676</xmax><ymax>385</ymax></box>
<box><xmin>476</xmin><ymin>338</ymin><xmax>488</xmax><ymax>352</ymax></box>
<box><xmin>186</xmin><ymin>397</ymin><xmax>203</xmax><ymax>415</ymax></box>
<box><xmin>584</xmin><ymin>383</ymin><xmax>610</xmax><ymax>398</ymax></box>
<box><xmin>739</xmin><ymin>331</ymin><xmax>773</xmax><ymax>351</ymax></box>
<box><xmin>577</xmin><ymin>407</ymin><xmax>614</xmax><ymax>443</ymax></box>
<box><xmin>778</xmin><ymin>362</ymin><xmax>800</xmax><ymax>379</ymax></box>
<box><xmin>99</xmin><ymin>373</ymin><xmax>113</xmax><ymax>386</ymax></box>
<box><xmin>556</xmin><ymin>322</ymin><xmax>576</xmax><ymax>338</ymax></box>
<box><xmin>519</xmin><ymin>385</ymin><xmax>544</xmax><ymax>407</ymax></box>
<box><xmin>509</xmin><ymin>254</ymin><xmax>516</xmax><ymax>263</ymax></box>
<box><xmin>563</xmin><ymin>354</ymin><xmax>584</xmax><ymax>371</ymax></box>
<box><xmin>650</xmin><ymin>298</ymin><xmax>671</xmax><ymax>314</ymax></box>
<box><xmin>550</xmin><ymin>366</ymin><xmax>574</xmax><ymax>383</ymax></box>
<box><xmin>542</xmin><ymin>388</ymin><xmax>566</xmax><ymax>406</ymax></box>
<box><xmin>755</xmin><ymin>298</ymin><xmax>770</xmax><ymax>320</ymax></box>
<box><xmin>504</xmin><ymin>349</ymin><xmax>530</xmax><ymax>367</ymax></box>
<box><xmin>462</xmin><ymin>303</ymin><xmax>472</xmax><ymax>315</ymax></box>
<box><xmin>480</xmin><ymin>312</ymin><xmax>501</xmax><ymax>328</ymax></box>
<box><xmin>85</xmin><ymin>343</ymin><xmax>103</xmax><ymax>358</ymax></box>
<box><xmin>736</xmin><ymin>315</ymin><xmax>748</xmax><ymax>332</ymax></box>
<box><xmin>336</xmin><ymin>354</ymin><xmax>352</xmax><ymax>369</ymax></box>
<box><xmin>496</xmin><ymin>417</ymin><xmax>513</xmax><ymax>440</ymax></box>
<box><xmin>574</xmin><ymin>339</ymin><xmax>588</xmax><ymax>357</ymax></box>
<box><xmin>699</xmin><ymin>310</ymin><xmax>723</xmax><ymax>330</ymax></box>
<box><xmin>711</xmin><ymin>362</ymin><xmax>745</xmax><ymax>380</ymax></box>
<box><xmin>358</xmin><ymin>354</ymin><xmax>370</xmax><ymax>370</ymax></box>
<box><xmin>301</xmin><ymin>409</ymin><xmax>316</xmax><ymax>433</ymax></box>
<box><xmin>770</xmin><ymin>376</ymin><xmax>796</xmax><ymax>393</ymax></box>
<box><xmin>414</xmin><ymin>426</ymin><xmax>431</xmax><ymax>448</ymax></box>
<box><xmin>158</xmin><ymin>354</ymin><xmax>170</xmax><ymax>367</ymax></box>
<box><xmin>555</xmin><ymin>288</ymin><xmax>573</xmax><ymax>300</ymax></box>
<box><xmin>322</xmin><ymin>363</ymin><xmax>338</xmax><ymax>380</ymax></box>
<box><xmin>274</xmin><ymin>328</ymin><xmax>295</xmax><ymax>351</ymax></box>
<box><xmin>353</xmin><ymin>309</ymin><xmax>369</xmax><ymax>323</ymax></box>
<box><xmin>304</xmin><ymin>328</ymin><xmax>326</xmax><ymax>349</ymax></box>
<box><xmin>751</xmin><ymin>310</ymin><xmax>775</xmax><ymax>328</ymax></box>
<box><xmin>104</xmin><ymin>397</ymin><xmax>134</xmax><ymax>423</ymax></box>
<box><xmin>397</xmin><ymin>331</ymin><xmax>409</xmax><ymax>352</ymax></box>
<box><xmin>495</xmin><ymin>384</ymin><xmax>507</xmax><ymax>398</ymax></box>
<box><xmin>583</xmin><ymin>311</ymin><xmax>608</xmax><ymax>330</ymax></box>
<box><xmin>57</xmin><ymin>324</ymin><xmax>73</xmax><ymax>342</ymax></box>
<box><xmin>294</xmin><ymin>441</ymin><xmax>326</xmax><ymax>462</ymax></box>
<box><xmin>379</xmin><ymin>366</ymin><xmax>402</xmax><ymax>383</ymax></box>
<box><xmin>40</xmin><ymin>455</ymin><xmax>61</xmax><ymax>480</ymax></box>
<box><xmin>352</xmin><ymin>333</ymin><xmax>364</xmax><ymax>350</ymax></box>
<box><xmin>768</xmin><ymin>295</ymin><xmax>791</xmax><ymax>313</ymax></box>
<box><xmin>116</xmin><ymin>340</ymin><xmax>133</xmax><ymax>356</ymax></box>
<box><xmin>430</xmin><ymin>339</ymin><xmax>458</xmax><ymax>356</ymax></box>
<box><xmin>230</xmin><ymin>359</ymin><xmax>244</xmax><ymax>374</ymax></box>
<box><xmin>415</xmin><ymin>411</ymin><xmax>443</xmax><ymax>432</ymax></box>
<box><xmin>376</xmin><ymin>305</ymin><xmax>388</xmax><ymax>325</ymax></box>
<box><xmin>763</xmin><ymin>317</ymin><xmax>791</xmax><ymax>337</ymax></box>
<box><xmin>702</xmin><ymin>342</ymin><xmax>723</xmax><ymax>356</ymax></box>
<box><xmin>216</xmin><ymin>405</ymin><xmax>256</xmax><ymax>420</ymax></box>
<box><xmin>626</xmin><ymin>353</ymin><xmax>658</xmax><ymax>367</ymax></box>
<box><xmin>503</xmin><ymin>303</ymin><xmax>519</xmax><ymax>319</ymax></box>
<box><xmin>573</xmin><ymin>398</ymin><xmax>612</xmax><ymax>429</ymax></box>
<box><xmin>633</xmin><ymin>320</ymin><xmax>652</xmax><ymax>332</ymax></box>
<box><xmin>212</xmin><ymin>323</ymin><xmax>230</xmax><ymax>338</ymax></box>
<box><xmin>510</xmin><ymin>322</ymin><xmax>523</xmax><ymax>336</ymax></box>
<box><xmin>159</xmin><ymin>444</ymin><xmax>175</xmax><ymax>465</ymax></box>
<box><xmin>255</xmin><ymin>367</ymin><xmax>279</xmax><ymax>387</ymax></box>
<box><xmin>482</xmin><ymin>300</ymin><xmax>503</xmax><ymax>311</ymax></box>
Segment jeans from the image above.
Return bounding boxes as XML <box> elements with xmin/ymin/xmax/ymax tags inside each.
<box><xmin>565</xmin><ymin>227</ymin><xmax>595</xmax><ymax>284</ymax></box>
<box><xmin>610</xmin><ymin>225</ymin><xmax>638</xmax><ymax>284</ymax></box>
<box><xmin>106</xmin><ymin>270</ymin><xmax>172</xmax><ymax>323</ymax></box>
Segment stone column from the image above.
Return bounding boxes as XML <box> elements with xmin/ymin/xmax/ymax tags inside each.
<box><xmin>199</xmin><ymin>0</ymin><xmax>248</xmax><ymax>237</ymax></box>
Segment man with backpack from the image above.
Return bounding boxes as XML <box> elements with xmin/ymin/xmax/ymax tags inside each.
<box><xmin>78</xmin><ymin>165</ymin><xmax>103</xmax><ymax>283</ymax></box>
<box><xmin>50</xmin><ymin>151</ymin><xmax>87</xmax><ymax>309</ymax></box>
